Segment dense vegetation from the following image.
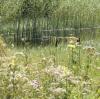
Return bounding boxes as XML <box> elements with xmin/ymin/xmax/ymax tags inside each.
<box><xmin>1</xmin><ymin>0</ymin><xmax>100</xmax><ymax>30</ymax></box>
<box><xmin>0</xmin><ymin>35</ymin><xmax>100</xmax><ymax>99</ymax></box>
<box><xmin>0</xmin><ymin>0</ymin><xmax>100</xmax><ymax>99</ymax></box>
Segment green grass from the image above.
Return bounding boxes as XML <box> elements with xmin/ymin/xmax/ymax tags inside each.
<box><xmin>0</xmin><ymin>40</ymin><xmax>100</xmax><ymax>99</ymax></box>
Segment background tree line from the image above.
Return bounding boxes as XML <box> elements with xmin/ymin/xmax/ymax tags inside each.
<box><xmin>0</xmin><ymin>0</ymin><xmax>100</xmax><ymax>45</ymax></box>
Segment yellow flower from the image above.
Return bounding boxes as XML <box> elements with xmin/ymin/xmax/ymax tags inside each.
<box><xmin>7</xmin><ymin>48</ymin><xmax>11</xmax><ymax>52</ymax></box>
<box><xmin>67</xmin><ymin>44</ymin><xmax>76</xmax><ymax>48</ymax></box>
<box><xmin>10</xmin><ymin>56</ymin><xmax>16</xmax><ymax>65</ymax></box>
<box><xmin>67</xmin><ymin>34</ymin><xmax>78</xmax><ymax>45</ymax></box>
<box><xmin>10</xmin><ymin>59</ymin><xmax>15</xmax><ymax>65</ymax></box>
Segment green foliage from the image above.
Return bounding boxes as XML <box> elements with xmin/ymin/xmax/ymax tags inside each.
<box><xmin>0</xmin><ymin>0</ymin><xmax>100</xmax><ymax>37</ymax></box>
<box><xmin>0</xmin><ymin>39</ymin><xmax>100</xmax><ymax>99</ymax></box>
<box><xmin>1</xmin><ymin>0</ymin><xmax>100</xmax><ymax>25</ymax></box>
<box><xmin>0</xmin><ymin>0</ymin><xmax>24</xmax><ymax>22</ymax></box>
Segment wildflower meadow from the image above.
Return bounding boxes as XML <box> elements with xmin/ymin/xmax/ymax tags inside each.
<box><xmin>0</xmin><ymin>34</ymin><xmax>100</xmax><ymax>99</ymax></box>
<box><xmin>0</xmin><ymin>0</ymin><xmax>100</xmax><ymax>99</ymax></box>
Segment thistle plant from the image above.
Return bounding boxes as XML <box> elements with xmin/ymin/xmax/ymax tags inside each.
<box><xmin>67</xmin><ymin>34</ymin><xmax>80</xmax><ymax>74</ymax></box>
